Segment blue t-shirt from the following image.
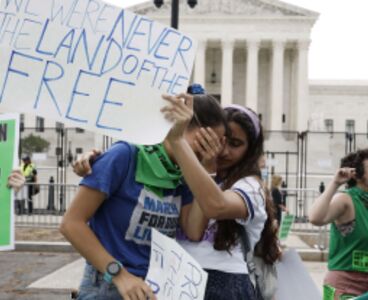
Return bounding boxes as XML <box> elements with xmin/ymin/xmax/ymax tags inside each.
<box><xmin>80</xmin><ymin>141</ymin><xmax>193</xmax><ymax>277</ymax></box>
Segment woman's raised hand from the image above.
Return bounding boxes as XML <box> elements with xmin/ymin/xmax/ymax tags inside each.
<box><xmin>194</xmin><ymin>128</ymin><xmax>225</xmax><ymax>173</ymax></box>
<box><xmin>161</xmin><ymin>93</ymin><xmax>193</xmax><ymax>141</ymax></box>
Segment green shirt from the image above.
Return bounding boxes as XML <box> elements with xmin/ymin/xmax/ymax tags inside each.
<box><xmin>328</xmin><ymin>187</ymin><xmax>368</xmax><ymax>273</ymax></box>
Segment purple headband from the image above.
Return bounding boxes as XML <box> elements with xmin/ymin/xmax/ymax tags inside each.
<box><xmin>224</xmin><ymin>104</ymin><xmax>261</xmax><ymax>138</ymax></box>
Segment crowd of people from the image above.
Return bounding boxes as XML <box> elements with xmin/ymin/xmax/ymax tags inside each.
<box><xmin>6</xmin><ymin>85</ymin><xmax>368</xmax><ymax>300</ymax></box>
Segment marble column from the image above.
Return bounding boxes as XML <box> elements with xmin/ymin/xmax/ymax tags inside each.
<box><xmin>245</xmin><ymin>39</ymin><xmax>260</xmax><ymax>112</ymax></box>
<box><xmin>295</xmin><ymin>40</ymin><xmax>310</xmax><ymax>131</ymax></box>
<box><xmin>221</xmin><ymin>39</ymin><xmax>234</xmax><ymax>106</ymax></box>
<box><xmin>270</xmin><ymin>40</ymin><xmax>285</xmax><ymax>131</ymax></box>
<box><xmin>194</xmin><ymin>39</ymin><xmax>206</xmax><ymax>86</ymax></box>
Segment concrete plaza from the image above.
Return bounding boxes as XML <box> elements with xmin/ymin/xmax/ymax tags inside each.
<box><xmin>0</xmin><ymin>233</ymin><xmax>327</xmax><ymax>299</ymax></box>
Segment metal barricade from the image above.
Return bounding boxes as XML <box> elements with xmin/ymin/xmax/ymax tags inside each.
<box><xmin>281</xmin><ymin>188</ymin><xmax>319</xmax><ymax>221</ymax></box>
<box><xmin>14</xmin><ymin>184</ymin><xmax>331</xmax><ymax>250</ymax></box>
<box><xmin>14</xmin><ymin>182</ymin><xmax>78</xmax><ymax>227</ymax></box>
<box><xmin>281</xmin><ymin>188</ymin><xmax>330</xmax><ymax>250</ymax></box>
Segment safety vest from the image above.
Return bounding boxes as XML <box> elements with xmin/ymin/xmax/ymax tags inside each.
<box><xmin>20</xmin><ymin>162</ymin><xmax>36</xmax><ymax>182</ymax></box>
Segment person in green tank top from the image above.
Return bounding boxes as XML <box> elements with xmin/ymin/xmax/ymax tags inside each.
<box><xmin>309</xmin><ymin>149</ymin><xmax>368</xmax><ymax>300</ymax></box>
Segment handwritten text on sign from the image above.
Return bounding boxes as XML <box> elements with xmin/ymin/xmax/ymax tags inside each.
<box><xmin>0</xmin><ymin>0</ymin><xmax>197</xmax><ymax>144</ymax></box>
<box><xmin>146</xmin><ymin>229</ymin><xmax>208</xmax><ymax>300</ymax></box>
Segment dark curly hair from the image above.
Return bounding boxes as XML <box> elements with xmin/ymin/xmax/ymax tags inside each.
<box><xmin>340</xmin><ymin>148</ymin><xmax>368</xmax><ymax>188</ymax></box>
<box><xmin>213</xmin><ymin>107</ymin><xmax>281</xmax><ymax>264</ymax></box>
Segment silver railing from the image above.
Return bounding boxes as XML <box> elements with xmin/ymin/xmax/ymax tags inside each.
<box><xmin>281</xmin><ymin>188</ymin><xmax>330</xmax><ymax>250</ymax></box>
<box><xmin>14</xmin><ymin>184</ymin><xmax>330</xmax><ymax>250</ymax></box>
<box><xmin>14</xmin><ymin>182</ymin><xmax>78</xmax><ymax>227</ymax></box>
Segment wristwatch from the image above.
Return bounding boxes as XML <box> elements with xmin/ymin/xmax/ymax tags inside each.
<box><xmin>103</xmin><ymin>261</ymin><xmax>123</xmax><ymax>283</ymax></box>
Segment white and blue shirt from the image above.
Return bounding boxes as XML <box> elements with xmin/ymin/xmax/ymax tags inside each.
<box><xmin>178</xmin><ymin>176</ymin><xmax>267</xmax><ymax>274</ymax></box>
<box><xmin>81</xmin><ymin>141</ymin><xmax>193</xmax><ymax>277</ymax></box>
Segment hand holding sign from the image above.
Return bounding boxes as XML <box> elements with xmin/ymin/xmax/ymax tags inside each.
<box><xmin>146</xmin><ymin>229</ymin><xmax>208</xmax><ymax>300</ymax></box>
<box><xmin>113</xmin><ymin>268</ymin><xmax>156</xmax><ymax>300</ymax></box>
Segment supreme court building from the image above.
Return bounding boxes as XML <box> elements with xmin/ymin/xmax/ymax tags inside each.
<box><xmin>135</xmin><ymin>0</ymin><xmax>318</xmax><ymax>132</ymax></box>
<box><xmin>8</xmin><ymin>0</ymin><xmax>368</xmax><ymax>194</ymax></box>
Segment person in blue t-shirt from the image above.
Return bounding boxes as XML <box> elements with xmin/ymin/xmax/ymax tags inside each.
<box><xmin>60</xmin><ymin>93</ymin><xmax>226</xmax><ymax>300</ymax></box>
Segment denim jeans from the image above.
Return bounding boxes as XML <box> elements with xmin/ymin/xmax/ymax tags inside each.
<box><xmin>77</xmin><ymin>263</ymin><xmax>123</xmax><ymax>300</ymax></box>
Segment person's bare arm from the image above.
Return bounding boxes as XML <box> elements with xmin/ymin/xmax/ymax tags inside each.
<box><xmin>173</xmin><ymin>137</ymin><xmax>249</xmax><ymax>220</ymax></box>
<box><xmin>309</xmin><ymin>168</ymin><xmax>355</xmax><ymax>226</ymax></box>
<box><xmin>173</xmin><ymin>147</ymin><xmax>248</xmax><ymax>220</ymax></box>
<box><xmin>179</xmin><ymin>127</ymin><xmax>225</xmax><ymax>239</ymax></box>
<box><xmin>180</xmin><ymin>202</ymin><xmax>209</xmax><ymax>241</ymax></box>
<box><xmin>60</xmin><ymin>187</ymin><xmax>155</xmax><ymax>300</ymax></box>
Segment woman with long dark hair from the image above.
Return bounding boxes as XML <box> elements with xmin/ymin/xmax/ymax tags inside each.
<box><xmin>163</xmin><ymin>97</ymin><xmax>281</xmax><ymax>300</ymax></box>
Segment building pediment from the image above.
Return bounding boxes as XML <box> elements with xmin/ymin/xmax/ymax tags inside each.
<box><xmin>133</xmin><ymin>0</ymin><xmax>318</xmax><ymax>18</ymax></box>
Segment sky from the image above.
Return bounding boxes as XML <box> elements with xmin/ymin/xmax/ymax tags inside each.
<box><xmin>106</xmin><ymin>0</ymin><xmax>368</xmax><ymax>80</ymax></box>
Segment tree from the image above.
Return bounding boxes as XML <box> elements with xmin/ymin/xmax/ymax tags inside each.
<box><xmin>21</xmin><ymin>134</ymin><xmax>50</xmax><ymax>154</ymax></box>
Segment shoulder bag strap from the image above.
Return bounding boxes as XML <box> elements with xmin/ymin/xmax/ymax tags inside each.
<box><xmin>239</xmin><ymin>226</ymin><xmax>257</xmax><ymax>285</ymax></box>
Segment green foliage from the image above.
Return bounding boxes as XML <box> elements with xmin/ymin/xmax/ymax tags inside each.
<box><xmin>21</xmin><ymin>134</ymin><xmax>50</xmax><ymax>154</ymax></box>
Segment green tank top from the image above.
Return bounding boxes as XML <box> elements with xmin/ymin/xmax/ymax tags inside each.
<box><xmin>328</xmin><ymin>186</ymin><xmax>368</xmax><ymax>273</ymax></box>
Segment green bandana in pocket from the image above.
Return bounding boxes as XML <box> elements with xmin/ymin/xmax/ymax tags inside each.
<box><xmin>135</xmin><ymin>144</ymin><xmax>182</xmax><ymax>197</ymax></box>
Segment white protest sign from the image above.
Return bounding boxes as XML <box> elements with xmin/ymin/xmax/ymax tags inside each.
<box><xmin>275</xmin><ymin>249</ymin><xmax>321</xmax><ymax>300</ymax></box>
<box><xmin>0</xmin><ymin>0</ymin><xmax>197</xmax><ymax>145</ymax></box>
<box><xmin>145</xmin><ymin>229</ymin><xmax>208</xmax><ymax>300</ymax></box>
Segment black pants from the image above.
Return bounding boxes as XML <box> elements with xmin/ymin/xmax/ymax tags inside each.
<box><xmin>204</xmin><ymin>269</ymin><xmax>257</xmax><ymax>300</ymax></box>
